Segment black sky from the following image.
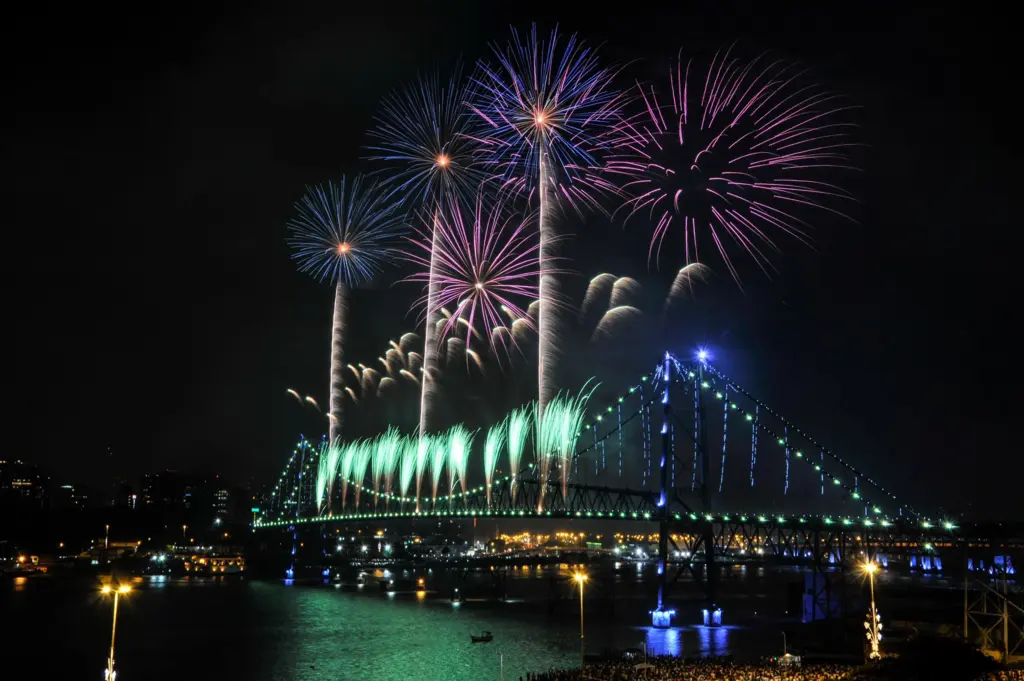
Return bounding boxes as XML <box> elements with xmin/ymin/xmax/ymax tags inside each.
<box><xmin>8</xmin><ymin>3</ymin><xmax>1019</xmax><ymax>517</ymax></box>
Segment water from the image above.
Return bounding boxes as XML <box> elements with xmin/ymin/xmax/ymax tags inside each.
<box><xmin>2</xmin><ymin>564</ymin><xmax>956</xmax><ymax>680</ymax></box>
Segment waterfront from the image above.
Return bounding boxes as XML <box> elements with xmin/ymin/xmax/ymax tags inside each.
<box><xmin>3</xmin><ymin>562</ymin><xmax>964</xmax><ymax>680</ymax></box>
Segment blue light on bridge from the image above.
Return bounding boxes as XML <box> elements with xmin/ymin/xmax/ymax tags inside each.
<box><xmin>651</xmin><ymin>608</ymin><xmax>675</xmax><ymax>629</ymax></box>
<box><xmin>702</xmin><ymin>606</ymin><xmax>723</xmax><ymax>627</ymax></box>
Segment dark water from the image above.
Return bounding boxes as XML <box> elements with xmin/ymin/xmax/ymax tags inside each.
<box><xmin>2</xmin><ymin>563</ymin><xmax>956</xmax><ymax>680</ymax></box>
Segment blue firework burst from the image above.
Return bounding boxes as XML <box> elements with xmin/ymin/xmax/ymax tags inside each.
<box><xmin>367</xmin><ymin>64</ymin><xmax>485</xmax><ymax>208</ymax></box>
<box><xmin>286</xmin><ymin>176</ymin><xmax>405</xmax><ymax>286</ymax></box>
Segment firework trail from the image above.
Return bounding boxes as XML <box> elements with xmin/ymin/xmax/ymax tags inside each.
<box><xmin>414</xmin><ymin>435</ymin><xmax>431</xmax><ymax>512</ymax></box>
<box><xmin>605</xmin><ymin>47</ymin><xmax>857</xmax><ymax>284</ymax></box>
<box><xmin>369</xmin><ymin>67</ymin><xmax>484</xmax><ymax>446</ymax></box>
<box><xmin>579</xmin><ymin>273</ymin><xmax>617</xmax><ymax>321</ymax></box>
<box><xmin>287</xmin><ymin>176</ymin><xmax>404</xmax><ymax>444</ymax></box>
<box><xmin>351</xmin><ymin>441</ymin><xmax>372</xmax><ymax>510</ymax></box>
<box><xmin>399</xmin><ymin>369</ymin><xmax>420</xmax><ymax>384</ymax></box>
<box><xmin>376</xmin><ymin>376</ymin><xmax>397</xmax><ymax>398</ymax></box>
<box><xmin>398</xmin><ymin>436</ymin><xmax>417</xmax><ymax>506</ymax></box>
<box><xmin>446</xmin><ymin>425</ymin><xmax>476</xmax><ymax>504</ymax></box>
<box><xmin>591</xmin><ymin>305</ymin><xmax>644</xmax><ymax>341</ymax></box>
<box><xmin>361</xmin><ymin>368</ymin><xmax>380</xmax><ymax>396</ymax></box>
<box><xmin>286</xmin><ymin>389</ymin><xmax>302</xmax><ymax>404</ymax></box>
<box><xmin>430</xmin><ymin>434</ymin><xmax>448</xmax><ymax>506</ymax></box>
<box><xmin>609</xmin><ymin>276</ymin><xmax>641</xmax><ymax>308</ymax></box>
<box><xmin>405</xmin><ymin>193</ymin><xmax>540</xmax><ymax>359</ymax></box>
<box><xmin>506</xmin><ymin>406</ymin><xmax>531</xmax><ymax>502</ymax></box>
<box><xmin>534</xmin><ymin>384</ymin><xmax>596</xmax><ymax>509</ymax></box>
<box><xmin>664</xmin><ymin>262</ymin><xmax>711</xmax><ymax>312</ymax></box>
<box><xmin>483</xmin><ymin>420</ymin><xmax>507</xmax><ymax>506</ymax></box>
<box><xmin>471</xmin><ymin>24</ymin><xmax>623</xmax><ymax>419</ymax></box>
<box><xmin>304</xmin><ymin>396</ymin><xmax>322</xmax><ymax>412</ymax></box>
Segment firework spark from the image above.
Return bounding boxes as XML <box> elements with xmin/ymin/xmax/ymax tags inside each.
<box><xmin>398</xmin><ymin>436</ymin><xmax>417</xmax><ymax>504</ymax></box>
<box><xmin>446</xmin><ymin>425</ymin><xmax>476</xmax><ymax>503</ymax></box>
<box><xmin>372</xmin><ymin>428</ymin><xmax>401</xmax><ymax>508</ymax></box>
<box><xmin>429</xmin><ymin>434</ymin><xmax>448</xmax><ymax>505</ymax></box>
<box><xmin>286</xmin><ymin>176</ymin><xmax>404</xmax><ymax>443</ymax></box>
<box><xmin>471</xmin><ymin>24</ymin><xmax>623</xmax><ymax>417</ymax></box>
<box><xmin>506</xmin><ymin>406</ymin><xmax>531</xmax><ymax>502</ymax></box>
<box><xmin>315</xmin><ymin>441</ymin><xmax>333</xmax><ymax>513</ymax></box>
<box><xmin>605</xmin><ymin>47</ymin><xmax>857</xmax><ymax>284</ymax></box>
<box><xmin>534</xmin><ymin>384</ymin><xmax>596</xmax><ymax>509</ymax></box>
<box><xmin>405</xmin><ymin>193</ymin><xmax>540</xmax><ymax>357</ymax></box>
<box><xmin>339</xmin><ymin>444</ymin><xmax>356</xmax><ymax>507</ymax></box>
<box><xmin>414</xmin><ymin>435</ymin><xmax>431</xmax><ymax>512</ymax></box>
<box><xmin>351</xmin><ymin>441</ymin><xmax>372</xmax><ymax>510</ymax></box>
<box><xmin>483</xmin><ymin>420</ymin><xmax>506</xmax><ymax>506</ymax></box>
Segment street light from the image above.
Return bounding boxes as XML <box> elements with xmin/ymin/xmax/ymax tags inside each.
<box><xmin>861</xmin><ymin>561</ymin><xmax>882</xmax><ymax>660</ymax></box>
<box><xmin>101</xmin><ymin>584</ymin><xmax>131</xmax><ymax>680</ymax></box>
<box><xmin>573</xmin><ymin>570</ymin><xmax>588</xmax><ymax>670</ymax></box>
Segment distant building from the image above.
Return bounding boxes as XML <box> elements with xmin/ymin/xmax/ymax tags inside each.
<box><xmin>52</xmin><ymin>483</ymin><xmax>93</xmax><ymax>510</ymax></box>
<box><xmin>0</xmin><ymin>460</ymin><xmax>49</xmax><ymax>509</ymax></box>
<box><xmin>112</xmin><ymin>478</ymin><xmax>134</xmax><ymax>508</ymax></box>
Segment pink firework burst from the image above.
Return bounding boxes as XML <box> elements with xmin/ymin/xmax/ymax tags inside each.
<box><xmin>405</xmin><ymin>194</ymin><xmax>541</xmax><ymax>356</ymax></box>
<box><xmin>605</xmin><ymin>46</ymin><xmax>859</xmax><ymax>283</ymax></box>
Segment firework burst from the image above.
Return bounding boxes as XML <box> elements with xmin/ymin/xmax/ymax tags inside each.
<box><xmin>605</xmin><ymin>47</ymin><xmax>857</xmax><ymax>283</ymax></box>
<box><xmin>287</xmin><ymin>176</ymin><xmax>404</xmax><ymax>444</ymax></box>
<box><xmin>470</xmin><ymin>24</ymin><xmax>623</xmax><ymax>417</ymax></box>
<box><xmin>405</xmin><ymin>193</ymin><xmax>540</xmax><ymax>358</ymax></box>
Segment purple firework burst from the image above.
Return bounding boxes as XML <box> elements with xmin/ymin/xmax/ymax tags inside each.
<box><xmin>606</xmin><ymin>46</ymin><xmax>858</xmax><ymax>283</ymax></box>
<box><xmin>405</xmin><ymin>194</ymin><xmax>540</xmax><ymax>356</ymax></box>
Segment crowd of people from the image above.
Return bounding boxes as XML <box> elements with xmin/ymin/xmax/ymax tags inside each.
<box><xmin>523</xmin><ymin>658</ymin><xmax>863</xmax><ymax>681</ymax></box>
<box><xmin>522</xmin><ymin>657</ymin><xmax>1024</xmax><ymax>681</ymax></box>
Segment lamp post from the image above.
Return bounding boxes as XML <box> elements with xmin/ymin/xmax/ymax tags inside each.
<box><xmin>862</xmin><ymin>561</ymin><xmax>882</xmax><ymax>660</ymax></box>
<box><xmin>101</xmin><ymin>584</ymin><xmax>131</xmax><ymax>680</ymax></box>
<box><xmin>573</xmin><ymin>570</ymin><xmax>588</xmax><ymax>670</ymax></box>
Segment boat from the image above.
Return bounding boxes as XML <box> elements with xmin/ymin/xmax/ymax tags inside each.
<box><xmin>470</xmin><ymin>631</ymin><xmax>493</xmax><ymax>643</ymax></box>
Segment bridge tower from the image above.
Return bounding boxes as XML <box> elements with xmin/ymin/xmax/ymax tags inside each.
<box><xmin>652</xmin><ymin>352</ymin><xmax>674</xmax><ymax>628</ymax></box>
<box><xmin>698</xmin><ymin>356</ymin><xmax>720</xmax><ymax>626</ymax></box>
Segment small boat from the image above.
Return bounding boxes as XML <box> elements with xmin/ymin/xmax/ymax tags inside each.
<box><xmin>470</xmin><ymin>631</ymin><xmax>493</xmax><ymax>644</ymax></box>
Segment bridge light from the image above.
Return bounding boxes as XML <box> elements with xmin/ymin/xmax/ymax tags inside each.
<box><xmin>795</xmin><ymin>451</ymin><xmax>803</xmax><ymax>458</ymax></box>
<box><xmin>943</xmin><ymin>521</ymin><xmax>955</xmax><ymax>530</ymax></box>
<box><xmin>746</xmin><ymin>415</ymin><xmax>753</xmax><ymax>422</ymax></box>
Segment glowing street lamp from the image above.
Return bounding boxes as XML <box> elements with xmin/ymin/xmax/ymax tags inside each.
<box><xmin>101</xmin><ymin>584</ymin><xmax>132</xmax><ymax>680</ymax></box>
<box><xmin>573</xmin><ymin>570</ymin><xmax>588</xmax><ymax>670</ymax></box>
<box><xmin>861</xmin><ymin>561</ymin><xmax>882</xmax><ymax>660</ymax></box>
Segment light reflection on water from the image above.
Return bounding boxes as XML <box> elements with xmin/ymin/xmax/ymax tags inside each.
<box><xmin>3</xmin><ymin>565</ymin><xmax>840</xmax><ymax>681</ymax></box>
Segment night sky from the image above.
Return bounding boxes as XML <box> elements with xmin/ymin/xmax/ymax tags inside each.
<box><xmin>9</xmin><ymin>3</ymin><xmax>1018</xmax><ymax>518</ymax></box>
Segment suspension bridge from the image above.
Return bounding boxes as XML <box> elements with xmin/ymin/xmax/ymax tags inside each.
<box><xmin>253</xmin><ymin>352</ymin><xmax>1021</xmax><ymax>639</ymax></box>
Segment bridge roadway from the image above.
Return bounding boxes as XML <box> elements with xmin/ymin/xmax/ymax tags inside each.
<box><xmin>255</xmin><ymin>478</ymin><xmax>1023</xmax><ymax>582</ymax></box>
